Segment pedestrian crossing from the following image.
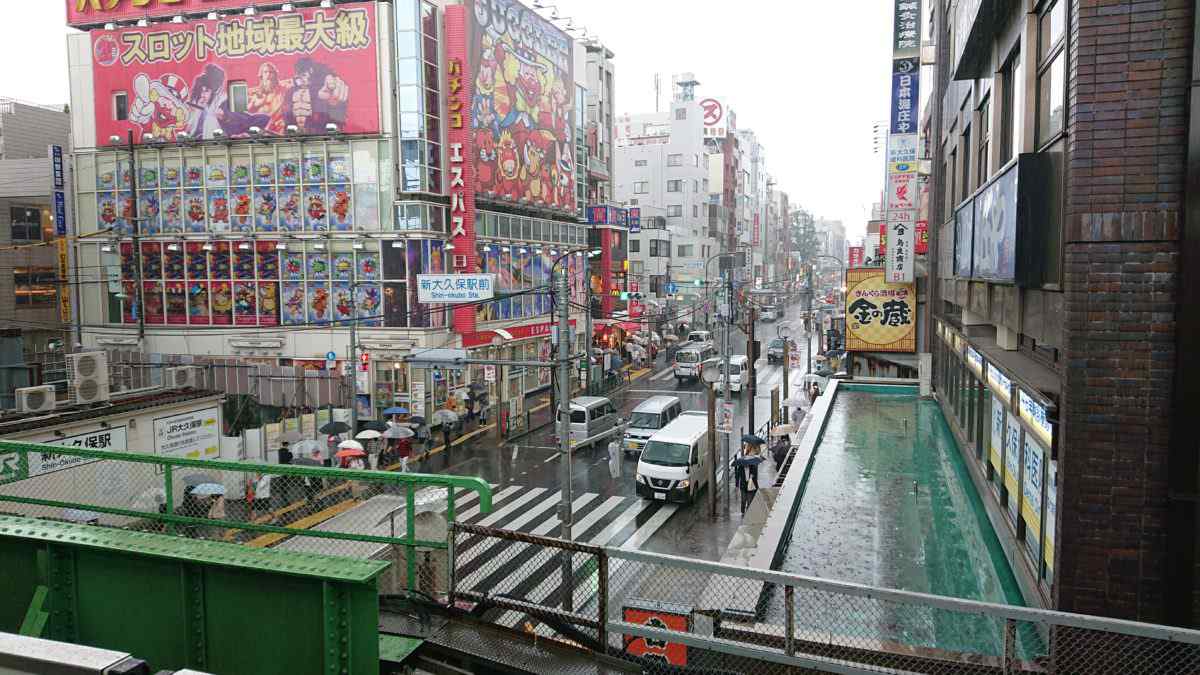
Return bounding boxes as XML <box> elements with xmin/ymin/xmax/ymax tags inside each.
<box><xmin>447</xmin><ymin>482</ymin><xmax>681</xmax><ymax>632</ymax></box>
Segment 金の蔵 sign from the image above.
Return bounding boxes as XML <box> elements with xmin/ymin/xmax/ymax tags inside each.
<box><xmin>90</xmin><ymin>3</ymin><xmax>381</xmax><ymax>144</ymax></box>
<box><xmin>844</xmin><ymin>268</ymin><xmax>915</xmax><ymax>353</ymax></box>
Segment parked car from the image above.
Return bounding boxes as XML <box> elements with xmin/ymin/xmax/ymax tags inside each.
<box><xmin>623</xmin><ymin>396</ymin><xmax>683</xmax><ymax>456</ymax></box>
<box><xmin>674</xmin><ymin>344</ymin><xmax>716</xmax><ymax>383</ymax></box>
<box><xmin>716</xmin><ymin>355</ymin><xmax>750</xmax><ymax>394</ymax></box>
<box><xmin>685</xmin><ymin>330</ymin><xmax>713</xmax><ymax>345</ymax></box>
<box><xmin>636</xmin><ymin>414</ymin><xmax>711</xmax><ymax>504</ymax></box>
<box><xmin>556</xmin><ymin>396</ymin><xmax>621</xmax><ymax>450</ymax></box>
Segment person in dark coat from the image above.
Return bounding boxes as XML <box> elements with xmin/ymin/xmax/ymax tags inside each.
<box><xmin>278</xmin><ymin>441</ymin><xmax>293</xmax><ymax>465</ymax></box>
<box><xmin>733</xmin><ymin>446</ymin><xmax>762</xmax><ymax>515</ymax></box>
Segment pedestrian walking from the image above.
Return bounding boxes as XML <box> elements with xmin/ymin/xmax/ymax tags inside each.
<box><xmin>464</xmin><ymin>391</ymin><xmax>476</xmax><ymax>426</ymax></box>
<box><xmin>733</xmin><ymin>446</ymin><xmax>762</xmax><ymax>515</ymax></box>
<box><xmin>277</xmin><ymin>441</ymin><xmax>293</xmax><ymax>466</ymax></box>
<box><xmin>441</xmin><ymin>422</ymin><xmax>454</xmax><ymax>451</ymax></box>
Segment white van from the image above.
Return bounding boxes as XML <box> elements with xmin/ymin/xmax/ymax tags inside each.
<box><xmin>622</xmin><ymin>395</ymin><xmax>682</xmax><ymax>456</ymax></box>
<box><xmin>674</xmin><ymin>344</ymin><xmax>715</xmax><ymax>383</ymax></box>
<box><xmin>556</xmin><ymin>396</ymin><xmax>621</xmax><ymax>449</ymax></box>
<box><xmin>686</xmin><ymin>330</ymin><xmax>713</xmax><ymax>345</ymax></box>
<box><xmin>716</xmin><ymin>355</ymin><xmax>750</xmax><ymax>394</ymax></box>
<box><xmin>635</xmin><ymin>414</ymin><xmax>710</xmax><ymax>504</ymax></box>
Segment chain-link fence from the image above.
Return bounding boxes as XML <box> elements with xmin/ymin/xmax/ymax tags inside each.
<box><xmin>450</xmin><ymin>522</ymin><xmax>607</xmax><ymax>650</ymax></box>
<box><xmin>0</xmin><ymin>440</ymin><xmax>490</xmax><ymax>596</ymax></box>
<box><xmin>441</xmin><ymin>523</ymin><xmax>1200</xmax><ymax>675</ymax></box>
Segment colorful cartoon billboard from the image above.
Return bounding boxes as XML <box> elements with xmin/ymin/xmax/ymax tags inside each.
<box><xmin>468</xmin><ymin>0</ymin><xmax>575</xmax><ymax>213</ymax></box>
<box><xmin>68</xmin><ymin>1</ymin><xmax>283</xmax><ymax>28</ymax></box>
<box><xmin>90</xmin><ymin>3</ymin><xmax>380</xmax><ymax>145</ymax></box>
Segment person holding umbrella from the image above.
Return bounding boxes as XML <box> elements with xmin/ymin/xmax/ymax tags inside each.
<box><xmin>733</xmin><ymin>444</ymin><xmax>764</xmax><ymax>515</ymax></box>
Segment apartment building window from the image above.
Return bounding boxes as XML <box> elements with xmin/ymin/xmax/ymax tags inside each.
<box><xmin>634</xmin><ymin>181</ymin><xmax>649</xmax><ymax>194</ymax></box>
<box><xmin>977</xmin><ymin>97</ymin><xmax>990</xmax><ymax>186</ymax></box>
<box><xmin>692</xmin><ymin>179</ymin><xmax>699</xmax><ymax>192</ymax></box>
<box><xmin>694</xmin><ymin>154</ymin><xmax>700</xmax><ymax>167</ymax></box>
<box><xmin>693</xmin><ymin>205</ymin><xmax>699</xmax><ymax>218</ymax></box>
<box><xmin>946</xmin><ymin>143</ymin><xmax>958</xmax><ymax>215</ymax></box>
<box><xmin>228</xmin><ymin>81</ymin><xmax>248</xmax><ymax>113</ymax></box>
<box><xmin>10</xmin><ymin>206</ymin><xmax>43</xmax><ymax>241</ymax></box>
<box><xmin>675</xmin><ymin>108</ymin><xmax>686</xmax><ymax>120</ymax></box>
<box><xmin>113</xmin><ymin>92</ymin><xmax>128</xmax><ymax>121</ymax></box>
<box><xmin>635</xmin><ymin>159</ymin><xmax>648</xmax><ymax>167</ymax></box>
<box><xmin>960</xmin><ymin>124</ymin><xmax>972</xmax><ymax>201</ymax></box>
<box><xmin>677</xmin><ymin>244</ymin><xmax>694</xmax><ymax>257</ymax></box>
<box><xmin>667</xmin><ymin>180</ymin><xmax>683</xmax><ymax>192</ymax></box>
<box><xmin>668</xmin><ymin>154</ymin><xmax>683</xmax><ymax>166</ymax></box>
<box><xmin>650</xmin><ymin>240</ymin><xmax>669</xmax><ymax>257</ymax></box>
<box><xmin>1037</xmin><ymin>0</ymin><xmax>1066</xmax><ymax>146</ymax></box>
<box><xmin>14</xmin><ymin>268</ymin><xmax>57</xmax><ymax>307</ymax></box>
<box><xmin>631</xmin><ymin>260</ymin><xmax>644</xmax><ymax>275</ymax></box>
<box><xmin>667</xmin><ymin>205</ymin><xmax>683</xmax><ymax>217</ymax></box>
<box><xmin>630</xmin><ymin>239</ymin><xmax>641</xmax><ymax>253</ymax></box>
<box><xmin>629</xmin><ymin>198</ymin><xmax>639</xmax><ymax>205</ymax></box>
<box><xmin>999</xmin><ymin>47</ymin><xmax>1023</xmax><ymax>164</ymax></box>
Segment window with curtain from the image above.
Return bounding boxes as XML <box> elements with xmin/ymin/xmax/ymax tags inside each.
<box><xmin>1037</xmin><ymin>0</ymin><xmax>1066</xmax><ymax>147</ymax></box>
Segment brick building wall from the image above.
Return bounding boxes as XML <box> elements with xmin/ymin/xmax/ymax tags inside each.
<box><xmin>1057</xmin><ymin>0</ymin><xmax>1193</xmax><ymax>623</ymax></box>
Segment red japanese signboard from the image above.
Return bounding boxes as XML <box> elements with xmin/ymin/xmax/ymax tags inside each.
<box><xmin>468</xmin><ymin>0</ymin><xmax>576</xmax><ymax>213</ymax></box>
<box><xmin>622</xmin><ymin>605</ymin><xmax>689</xmax><ymax>666</ymax></box>
<box><xmin>68</xmin><ymin>0</ymin><xmax>281</xmax><ymax>28</ymax></box>
<box><xmin>446</xmin><ymin>5</ymin><xmax>478</xmax><ymax>336</ymax></box>
<box><xmin>90</xmin><ymin>3</ymin><xmax>380</xmax><ymax>144</ymax></box>
<box><xmin>848</xmin><ymin>245</ymin><xmax>865</xmax><ymax>268</ymax></box>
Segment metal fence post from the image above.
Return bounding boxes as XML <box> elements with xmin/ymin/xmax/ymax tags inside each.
<box><xmin>784</xmin><ymin>584</ymin><xmax>795</xmax><ymax>657</ymax></box>
<box><xmin>405</xmin><ymin>482</ymin><xmax>416</xmax><ymax>592</ymax></box>
<box><xmin>162</xmin><ymin>465</ymin><xmax>174</xmax><ymax>535</ymax></box>
<box><xmin>1003</xmin><ymin>617</ymin><xmax>1016</xmax><ymax>674</ymax></box>
<box><xmin>447</xmin><ymin>521</ymin><xmax>458</xmax><ymax>605</ymax></box>
<box><xmin>597</xmin><ymin>549</ymin><xmax>609</xmax><ymax>654</ymax></box>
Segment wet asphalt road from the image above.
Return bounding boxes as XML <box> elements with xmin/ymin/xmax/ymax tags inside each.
<box><xmin>426</xmin><ymin>316</ymin><xmax>817</xmax><ymax>562</ymax></box>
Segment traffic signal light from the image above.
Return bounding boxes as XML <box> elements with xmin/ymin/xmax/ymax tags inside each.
<box><xmin>693</xmin><ymin>279</ymin><xmax>702</xmax><ymax>286</ymax></box>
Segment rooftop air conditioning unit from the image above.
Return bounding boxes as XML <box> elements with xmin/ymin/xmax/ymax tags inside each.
<box><xmin>68</xmin><ymin>351</ymin><xmax>110</xmax><ymax>405</ymax></box>
<box><xmin>166</xmin><ymin>365</ymin><xmax>203</xmax><ymax>390</ymax></box>
<box><xmin>15</xmin><ymin>385</ymin><xmax>56</xmax><ymax>414</ymax></box>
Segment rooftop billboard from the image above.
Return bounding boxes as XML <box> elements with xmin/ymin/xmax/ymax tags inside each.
<box><xmin>468</xmin><ymin>0</ymin><xmax>575</xmax><ymax>212</ymax></box>
<box><xmin>90</xmin><ymin>3</ymin><xmax>380</xmax><ymax>144</ymax></box>
<box><xmin>68</xmin><ymin>1</ymin><xmax>282</xmax><ymax>29</ymax></box>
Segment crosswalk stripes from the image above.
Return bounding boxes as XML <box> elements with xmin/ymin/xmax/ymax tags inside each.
<box><xmin>448</xmin><ymin>483</ymin><xmax>685</xmax><ymax>632</ymax></box>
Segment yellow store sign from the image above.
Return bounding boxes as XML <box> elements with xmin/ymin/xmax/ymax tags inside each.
<box><xmin>844</xmin><ymin>268</ymin><xmax>916</xmax><ymax>353</ymax></box>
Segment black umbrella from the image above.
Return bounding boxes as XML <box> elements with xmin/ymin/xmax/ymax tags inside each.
<box><xmin>292</xmin><ymin>457</ymin><xmax>322</xmax><ymax>467</ymax></box>
<box><xmin>741</xmin><ymin>434</ymin><xmax>766</xmax><ymax>446</ymax></box>
<box><xmin>360</xmin><ymin>420</ymin><xmax>389</xmax><ymax>433</ymax></box>
<box><xmin>468</xmin><ymin>383</ymin><xmax>488</xmax><ymax>392</ymax></box>
<box><xmin>409</xmin><ymin>416</ymin><xmax>426</xmax><ymax>426</ymax></box>
<box><xmin>319</xmin><ymin>421</ymin><xmax>351</xmax><ymax>435</ymax></box>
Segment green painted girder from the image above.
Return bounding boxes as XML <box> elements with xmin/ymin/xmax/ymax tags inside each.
<box><xmin>0</xmin><ymin>514</ymin><xmax>387</xmax><ymax>674</ymax></box>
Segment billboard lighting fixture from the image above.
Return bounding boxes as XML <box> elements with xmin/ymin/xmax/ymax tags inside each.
<box><xmin>237</xmin><ymin>242</ymin><xmax>251</xmax><ymax>251</ymax></box>
<box><xmin>286</xmin><ymin>124</ymin><xmax>300</xmax><ymax>135</ymax></box>
<box><xmin>171</xmin><ymin>15</ymin><xmax>184</xmax><ymax>23</ymax></box>
<box><xmin>166</xmin><ymin>243</ymin><xmax>180</xmax><ymax>251</ymax></box>
<box><xmin>177</xmin><ymin>131</ymin><xmax>191</xmax><ymax>140</ymax></box>
<box><xmin>391</xmin><ymin>241</ymin><xmax>405</xmax><ymax>248</ymax></box>
<box><xmin>104</xmin><ymin>23</ymin><xmax>115</xmax><ymax>30</ymax></box>
<box><xmin>142</xmin><ymin>133</ymin><xmax>156</xmax><ymax>143</ymax></box>
<box><xmin>325</xmin><ymin>122</ymin><xmax>339</xmax><ymax>134</ymax></box>
<box><xmin>320</xmin><ymin>0</ymin><xmax>333</xmax><ymax>7</ymax></box>
<box><xmin>313</xmin><ymin>242</ymin><xmax>326</xmax><ymax>250</ymax></box>
<box><xmin>282</xmin><ymin>3</ymin><xmax>294</xmax><ymax>10</ymax></box>
<box><xmin>444</xmin><ymin>243</ymin><xmax>455</xmax><ymax>251</ymax></box>
<box><xmin>352</xmin><ymin>241</ymin><xmax>365</xmax><ymax>250</ymax></box>
<box><xmin>201</xmin><ymin>243</ymin><xmax>214</xmax><ymax>251</ymax></box>
<box><xmin>275</xmin><ymin>242</ymin><xmax>287</xmax><ymax>250</ymax></box>
<box><xmin>212</xmin><ymin>129</ymin><xmax>225</xmax><ymax>139</ymax></box>
<box><xmin>248</xmin><ymin>126</ymin><xmax>262</xmax><ymax>136</ymax></box>
<box><xmin>207</xmin><ymin>12</ymin><xmax>219</xmax><ymax>20</ymax></box>
<box><xmin>243</xmin><ymin>7</ymin><xmax>256</xmax><ymax>15</ymax></box>
<box><xmin>108</xmin><ymin>135</ymin><xmax>121</xmax><ymax>145</ymax></box>
<box><xmin>136</xmin><ymin>18</ymin><xmax>149</xmax><ymax>27</ymax></box>
<box><xmin>501</xmin><ymin>246</ymin><xmax>511</xmax><ymax>253</ymax></box>
<box><xmin>100</xmin><ymin>244</ymin><xmax>113</xmax><ymax>253</ymax></box>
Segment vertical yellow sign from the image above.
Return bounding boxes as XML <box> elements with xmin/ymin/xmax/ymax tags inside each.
<box><xmin>57</xmin><ymin>238</ymin><xmax>71</xmax><ymax>324</ymax></box>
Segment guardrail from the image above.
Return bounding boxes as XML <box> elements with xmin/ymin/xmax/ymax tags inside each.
<box><xmin>0</xmin><ymin>440</ymin><xmax>491</xmax><ymax>593</ymax></box>
<box><xmin>449</xmin><ymin>523</ymin><xmax>1200</xmax><ymax>675</ymax></box>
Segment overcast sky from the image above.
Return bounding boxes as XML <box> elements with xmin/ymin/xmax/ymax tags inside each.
<box><xmin>0</xmin><ymin>1</ymin><xmax>895</xmax><ymax>241</ymax></box>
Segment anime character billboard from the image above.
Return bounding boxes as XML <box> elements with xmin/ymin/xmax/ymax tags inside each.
<box><xmin>68</xmin><ymin>1</ymin><xmax>283</xmax><ymax>28</ymax></box>
<box><xmin>468</xmin><ymin>0</ymin><xmax>574</xmax><ymax>212</ymax></box>
<box><xmin>90</xmin><ymin>3</ymin><xmax>380</xmax><ymax>145</ymax></box>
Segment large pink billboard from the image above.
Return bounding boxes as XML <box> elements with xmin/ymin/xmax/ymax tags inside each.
<box><xmin>69</xmin><ymin>1</ymin><xmax>282</xmax><ymax>29</ymax></box>
<box><xmin>90</xmin><ymin>3</ymin><xmax>380</xmax><ymax>145</ymax></box>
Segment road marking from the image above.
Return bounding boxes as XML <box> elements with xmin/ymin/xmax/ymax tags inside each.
<box><xmin>473</xmin><ymin>487</ymin><xmax>548</xmax><ymax>528</ymax></box>
<box><xmin>628</xmin><ymin>389</ymin><xmax>705</xmax><ymax>396</ymax></box>
<box><xmin>542</xmin><ymin>454</ymin><xmax>558</xmax><ymax>464</ymax></box>
<box><xmin>456</xmin><ymin>493</ymin><xmax>598</xmax><ymax>589</ymax></box>
<box><xmin>650</xmin><ymin>366</ymin><xmax>675</xmax><ymax>381</ymax></box>
<box><xmin>453</xmin><ymin>485</ymin><xmax>525</xmax><ymax>521</ymax></box>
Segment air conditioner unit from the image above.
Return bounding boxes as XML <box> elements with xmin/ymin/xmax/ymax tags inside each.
<box><xmin>15</xmin><ymin>385</ymin><xmax>56</xmax><ymax>414</ymax></box>
<box><xmin>68</xmin><ymin>351</ymin><xmax>110</xmax><ymax>405</ymax></box>
<box><xmin>166</xmin><ymin>365</ymin><xmax>203</xmax><ymax>390</ymax></box>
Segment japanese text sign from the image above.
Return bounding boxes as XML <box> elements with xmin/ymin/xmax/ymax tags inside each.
<box><xmin>90</xmin><ymin>3</ymin><xmax>380</xmax><ymax>144</ymax></box>
<box><xmin>445</xmin><ymin>5</ymin><xmax>478</xmax><ymax>336</ymax></box>
<box><xmin>893</xmin><ymin>0</ymin><xmax>922</xmax><ymax>54</ymax></box>
<box><xmin>889</xmin><ymin>57</ymin><xmax>919</xmax><ymax>135</ymax></box>
<box><xmin>844</xmin><ymin>268</ymin><xmax>915</xmax><ymax>353</ymax></box>
<box><xmin>417</xmin><ymin>274</ymin><xmax>496</xmax><ymax>303</ymax></box>
<box><xmin>848</xmin><ymin>246</ymin><xmax>865</xmax><ymax>267</ymax></box>
<box><xmin>886</xmin><ymin>210</ymin><xmax>916</xmax><ymax>283</ymax></box>
<box><xmin>68</xmin><ymin>1</ymin><xmax>282</xmax><ymax>28</ymax></box>
<box><xmin>1019</xmin><ymin>389</ymin><xmax>1054</xmax><ymax>448</ymax></box>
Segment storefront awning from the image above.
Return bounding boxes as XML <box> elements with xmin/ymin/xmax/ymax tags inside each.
<box><xmin>618</xmin><ymin>322</ymin><xmax>641</xmax><ymax>331</ymax></box>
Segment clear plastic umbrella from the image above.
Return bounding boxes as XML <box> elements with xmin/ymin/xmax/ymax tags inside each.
<box><xmin>432</xmin><ymin>409</ymin><xmax>459</xmax><ymax>426</ymax></box>
<box><xmin>337</xmin><ymin>439</ymin><xmax>365</xmax><ymax>452</ymax></box>
<box><xmin>190</xmin><ymin>483</ymin><xmax>227</xmax><ymax>497</ymax></box>
<box><xmin>384</xmin><ymin>425</ymin><xmax>414</xmax><ymax>439</ymax></box>
<box><xmin>782</xmin><ymin>398</ymin><xmax>808</xmax><ymax>408</ymax></box>
<box><xmin>355</xmin><ymin>429</ymin><xmax>384</xmax><ymax>440</ymax></box>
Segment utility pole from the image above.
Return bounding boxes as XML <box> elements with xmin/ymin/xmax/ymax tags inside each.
<box><xmin>555</xmin><ymin>266</ymin><xmax>574</xmax><ymax>611</ymax></box>
<box><xmin>706</xmin><ymin>372</ymin><xmax>717</xmax><ymax>519</ymax></box>
<box><xmin>128</xmin><ymin>131</ymin><xmax>145</xmax><ymax>342</ymax></box>
<box><xmin>806</xmin><ymin>264</ymin><xmax>814</xmax><ymax>375</ymax></box>
<box><xmin>721</xmin><ymin>268</ymin><xmax>733</xmax><ymax>512</ymax></box>
<box><xmin>584</xmin><ymin>269</ymin><xmax>593</xmax><ymax>393</ymax></box>
<box><xmin>748</xmin><ymin>307</ymin><xmax>759</xmax><ymax>434</ymax></box>
<box><xmin>782</xmin><ymin>337</ymin><xmax>790</xmax><ymax>409</ymax></box>
<box><xmin>348</xmin><ymin>279</ymin><xmax>359</xmax><ymax>433</ymax></box>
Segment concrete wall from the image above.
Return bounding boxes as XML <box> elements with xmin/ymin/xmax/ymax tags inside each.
<box><xmin>0</xmin><ymin>100</ymin><xmax>69</xmax><ymax>161</ymax></box>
